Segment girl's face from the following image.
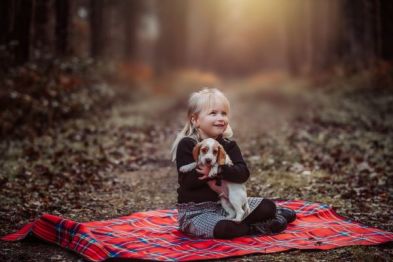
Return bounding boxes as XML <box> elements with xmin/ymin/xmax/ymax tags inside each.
<box><xmin>193</xmin><ymin>98</ymin><xmax>229</xmax><ymax>139</ymax></box>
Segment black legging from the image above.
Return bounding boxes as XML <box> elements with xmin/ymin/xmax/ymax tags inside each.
<box><xmin>213</xmin><ymin>198</ymin><xmax>277</xmax><ymax>239</ymax></box>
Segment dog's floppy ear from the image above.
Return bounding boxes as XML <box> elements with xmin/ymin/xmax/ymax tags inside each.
<box><xmin>192</xmin><ymin>142</ymin><xmax>202</xmax><ymax>161</ymax></box>
<box><xmin>217</xmin><ymin>144</ymin><xmax>227</xmax><ymax>165</ymax></box>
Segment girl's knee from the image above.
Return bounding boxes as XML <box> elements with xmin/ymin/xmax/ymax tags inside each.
<box><xmin>260</xmin><ymin>199</ymin><xmax>277</xmax><ymax>217</ymax></box>
<box><xmin>213</xmin><ymin>220</ymin><xmax>249</xmax><ymax>239</ymax></box>
<box><xmin>243</xmin><ymin>199</ymin><xmax>277</xmax><ymax>224</ymax></box>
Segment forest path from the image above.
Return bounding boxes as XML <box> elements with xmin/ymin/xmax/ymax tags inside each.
<box><xmin>1</xmin><ymin>75</ymin><xmax>392</xmax><ymax>261</ymax></box>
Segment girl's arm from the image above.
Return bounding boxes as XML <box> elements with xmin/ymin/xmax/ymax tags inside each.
<box><xmin>176</xmin><ymin>137</ymin><xmax>208</xmax><ymax>189</ymax></box>
<box><xmin>219</xmin><ymin>141</ymin><xmax>250</xmax><ymax>183</ymax></box>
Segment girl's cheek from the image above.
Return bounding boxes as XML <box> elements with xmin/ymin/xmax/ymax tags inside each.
<box><xmin>207</xmin><ymin>115</ymin><xmax>215</xmax><ymax>121</ymax></box>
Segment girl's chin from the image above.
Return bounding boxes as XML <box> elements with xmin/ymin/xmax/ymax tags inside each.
<box><xmin>211</xmin><ymin>131</ymin><xmax>224</xmax><ymax>137</ymax></box>
<box><xmin>205</xmin><ymin>127</ymin><xmax>226</xmax><ymax>138</ymax></box>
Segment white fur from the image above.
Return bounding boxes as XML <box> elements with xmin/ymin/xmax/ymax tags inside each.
<box><xmin>179</xmin><ymin>138</ymin><xmax>250</xmax><ymax>222</ymax></box>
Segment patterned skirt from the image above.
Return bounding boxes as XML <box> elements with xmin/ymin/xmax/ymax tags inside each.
<box><xmin>176</xmin><ymin>197</ymin><xmax>263</xmax><ymax>239</ymax></box>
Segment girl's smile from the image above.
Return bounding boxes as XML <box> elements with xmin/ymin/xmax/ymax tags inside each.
<box><xmin>193</xmin><ymin>100</ymin><xmax>229</xmax><ymax>139</ymax></box>
<box><xmin>170</xmin><ymin>88</ymin><xmax>233</xmax><ymax>162</ymax></box>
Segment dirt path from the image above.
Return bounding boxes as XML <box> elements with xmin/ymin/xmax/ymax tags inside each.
<box><xmin>1</xmin><ymin>75</ymin><xmax>392</xmax><ymax>261</ymax></box>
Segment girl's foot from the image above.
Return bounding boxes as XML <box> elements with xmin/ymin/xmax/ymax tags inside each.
<box><xmin>249</xmin><ymin>215</ymin><xmax>287</xmax><ymax>235</ymax></box>
<box><xmin>277</xmin><ymin>207</ymin><xmax>296</xmax><ymax>223</ymax></box>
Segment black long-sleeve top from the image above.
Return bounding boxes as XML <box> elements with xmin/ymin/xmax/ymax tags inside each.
<box><xmin>176</xmin><ymin>134</ymin><xmax>250</xmax><ymax>203</ymax></box>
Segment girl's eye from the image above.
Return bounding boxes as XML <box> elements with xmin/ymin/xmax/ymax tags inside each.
<box><xmin>209</xmin><ymin>110</ymin><xmax>227</xmax><ymax>116</ymax></box>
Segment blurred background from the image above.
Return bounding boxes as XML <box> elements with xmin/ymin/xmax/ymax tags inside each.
<box><xmin>1</xmin><ymin>0</ymin><xmax>392</xmax><ymax>76</ymax></box>
<box><xmin>1</xmin><ymin>1</ymin><xmax>393</xmax><ymax>260</ymax></box>
<box><xmin>1</xmin><ymin>0</ymin><xmax>393</xmax><ymax>138</ymax></box>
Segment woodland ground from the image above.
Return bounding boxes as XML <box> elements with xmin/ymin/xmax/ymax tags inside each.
<box><xmin>0</xmin><ymin>68</ymin><xmax>392</xmax><ymax>261</ymax></box>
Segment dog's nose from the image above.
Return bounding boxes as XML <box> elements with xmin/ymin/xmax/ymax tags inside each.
<box><xmin>205</xmin><ymin>158</ymin><xmax>212</xmax><ymax>164</ymax></box>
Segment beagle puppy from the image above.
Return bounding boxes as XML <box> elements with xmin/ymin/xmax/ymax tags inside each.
<box><xmin>179</xmin><ymin>138</ymin><xmax>250</xmax><ymax>221</ymax></box>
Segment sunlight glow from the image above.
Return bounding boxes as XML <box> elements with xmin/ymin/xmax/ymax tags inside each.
<box><xmin>187</xmin><ymin>0</ymin><xmax>341</xmax><ymax>74</ymax></box>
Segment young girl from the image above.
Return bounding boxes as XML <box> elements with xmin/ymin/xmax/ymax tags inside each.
<box><xmin>171</xmin><ymin>88</ymin><xmax>296</xmax><ymax>239</ymax></box>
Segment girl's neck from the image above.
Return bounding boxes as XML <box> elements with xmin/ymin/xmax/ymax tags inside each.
<box><xmin>198</xmin><ymin>130</ymin><xmax>220</xmax><ymax>140</ymax></box>
<box><xmin>200</xmin><ymin>133</ymin><xmax>211</xmax><ymax>140</ymax></box>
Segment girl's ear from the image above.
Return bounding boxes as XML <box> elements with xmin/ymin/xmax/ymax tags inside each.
<box><xmin>192</xmin><ymin>142</ymin><xmax>202</xmax><ymax>161</ymax></box>
<box><xmin>191</xmin><ymin>113</ymin><xmax>199</xmax><ymax>127</ymax></box>
<box><xmin>191</xmin><ymin>114</ymin><xmax>196</xmax><ymax>124</ymax></box>
<box><xmin>223</xmin><ymin>124</ymin><xmax>233</xmax><ymax>138</ymax></box>
<box><xmin>217</xmin><ymin>145</ymin><xmax>227</xmax><ymax>165</ymax></box>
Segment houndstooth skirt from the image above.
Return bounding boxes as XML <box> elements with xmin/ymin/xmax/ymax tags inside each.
<box><xmin>176</xmin><ymin>197</ymin><xmax>263</xmax><ymax>239</ymax></box>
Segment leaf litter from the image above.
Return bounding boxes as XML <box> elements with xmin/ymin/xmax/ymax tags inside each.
<box><xmin>1</xmin><ymin>69</ymin><xmax>392</xmax><ymax>261</ymax></box>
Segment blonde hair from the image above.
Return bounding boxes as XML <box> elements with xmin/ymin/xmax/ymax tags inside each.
<box><xmin>170</xmin><ymin>87</ymin><xmax>233</xmax><ymax>162</ymax></box>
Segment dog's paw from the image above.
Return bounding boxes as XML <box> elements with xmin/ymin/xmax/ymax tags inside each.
<box><xmin>232</xmin><ymin>218</ymin><xmax>242</xmax><ymax>223</ymax></box>
<box><xmin>225</xmin><ymin>156</ymin><xmax>233</xmax><ymax>166</ymax></box>
<box><xmin>208</xmin><ymin>170</ymin><xmax>218</xmax><ymax>178</ymax></box>
<box><xmin>233</xmin><ymin>214</ymin><xmax>244</xmax><ymax>222</ymax></box>
<box><xmin>179</xmin><ymin>166</ymin><xmax>190</xmax><ymax>173</ymax></box>
<box><xmin>225</xmin><ymin>214</ymin><xmax>236</xmax><ymax>220</ymax></box>
<box><xmin>225</xmin><ymin>212</ymin><xmax>236</xmax><ymax>219</ymax></box>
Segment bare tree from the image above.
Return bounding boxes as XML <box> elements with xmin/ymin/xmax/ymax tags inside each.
<box><xmin>32</xmin><ymin>0</ymin><xmax>55</xmax><ymax>60</ymax></box>
<box><xmin>55</xmin><ymin>0</ymin><xmax>71</xmax><ymax>56</ymax></box>
<box><xmin>379</xmin><ymin>0</ymin><xmax>393</xmax><ymax>61</ymax></box>
<box><xmin>89</xmin><ymin>0</ymin><xmax>105</xmax><ymax>58</ymax></box>
<box><xmin>122</xmin><ymin>0</ymin><xmax>143</xmax><ymax>62</ymax></box>
<box><xmin>155</xmin><ymin>0</ymin><xmax>189</xmax><ymax>74</ymax></box>
<box><xmin>9</xmin><ymin>0</ymin><xmax>33</xmax><ymax>65</ymax></box>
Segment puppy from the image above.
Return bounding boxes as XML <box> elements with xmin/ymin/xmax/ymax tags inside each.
<box><xmin>179</xmin><ymin>138</ymin><xmax>250</xmax><ymax>221</ymax></box>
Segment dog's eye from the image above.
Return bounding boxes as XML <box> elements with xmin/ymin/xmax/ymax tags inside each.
<box><xmin>201</xmin><ymin>148</ymin><xmax>208</xmax><ymax>154</ymax></box>
<box><xmin>213</xmin><ymin>149</ymin><xmax>218</xmax><ymax>155</ymax></box>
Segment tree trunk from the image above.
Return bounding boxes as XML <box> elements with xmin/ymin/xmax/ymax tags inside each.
<box><xmin>55</xmin><ymin>0</ymin><xmax>70</xmax><ymax>56</ymax></box>
<box><xmin>284</xmin><ymin>0</ymin><xmax>301</xmax><ymax>76</ymax></box>
<box><xmin>122</xmin><ymin>0</ymin><xmax>143</xmax><ymax>62</ymax></box>
<box><xmin>380</xmin><ymin>0</ymin><xmax>393</xmax><ymax>61</ymax></box>
<box><xmin>10</xmin><ymin>0</ymin><xmax>33</xmax><ymax>65</ymax></box>
<box><xmin>156</xmin><ymin>0</ymin><xmax>189</xmax><ymax>74</ymax></box>
<box><xmin>0</xmin><ymin>0</ymin><xmax>11</xmax><ymax>47</ymax></box>
<box><xmin>89</xmin><ymin>0</ymin><xmax>105</xmax><ymax>58</ymax></box>
<box><xmin>32</xmin><ymin>0</ymin><xmax>54</xmax><ymax>60</ymax></box>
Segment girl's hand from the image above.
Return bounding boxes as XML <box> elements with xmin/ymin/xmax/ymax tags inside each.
<box><xmin>196</xmin><ymin>165</ymin><xmax>211</xmax><ymax>180</ymax></box>
<box><xmin>207</xmin><ymin>180</ymin><xmax>224</xmax><ymax>195</ymax></box>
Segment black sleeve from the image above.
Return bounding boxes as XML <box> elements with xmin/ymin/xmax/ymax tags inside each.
<box><xmin>219</xmin><ymin>141</ymin><xmax>250</xmax><ymax>183</ymax></box>
<box><xmin>176</xmin><ymin>137</ymin><xmax>207</xmax><ymax>189</ymax></box>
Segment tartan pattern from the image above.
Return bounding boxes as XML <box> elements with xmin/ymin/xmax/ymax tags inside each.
<box><xmin>177</xmin><ymin>197</ymin><xmax>263</xmax><ymax>238</ymax></box>
<box><xmin>2</xmin><ymin>200</ymin><xmax>393</xmax><ymax>262</ymax></box>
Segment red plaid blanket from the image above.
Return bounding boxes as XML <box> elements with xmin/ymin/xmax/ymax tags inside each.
<box><xmin>2</xmin><ymin>200</ymin><xmax>393</xmax><ymax>261</ymax></box>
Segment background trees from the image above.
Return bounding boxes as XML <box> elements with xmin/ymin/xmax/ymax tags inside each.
<box><xmin>0</xmin><ymin>0</ymin><xmax>392</xmax><ymax>75</ymax></box>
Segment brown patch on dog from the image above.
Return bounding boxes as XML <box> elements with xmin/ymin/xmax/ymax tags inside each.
<box><xmin>192</xmin><ymin>142</ymin><xmax>202</xmax><ymax>161</ymax></box>
<box><xmin>217</xmin><ymin>144</ymin><xmax>227</xmax><ymax>165</ymax></box>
